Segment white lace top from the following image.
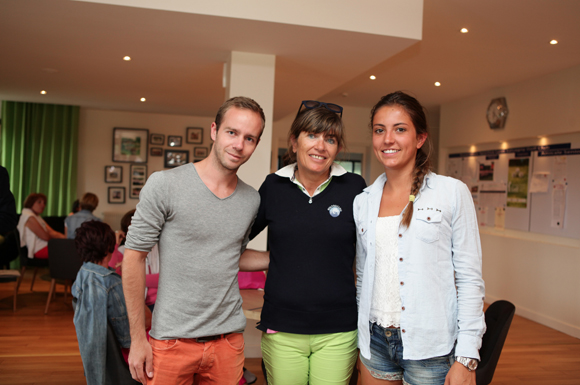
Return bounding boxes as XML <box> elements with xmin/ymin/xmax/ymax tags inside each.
<box><xmin>370</xmin><ymin>215</ymin><xmax>402</xmax><ymax>328</ymax></box>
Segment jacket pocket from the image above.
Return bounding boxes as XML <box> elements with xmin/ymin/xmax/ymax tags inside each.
<box><xmin>414</xmin><ymin>209</ymin><xmax>442</xmax><ymax>243</ymax></box>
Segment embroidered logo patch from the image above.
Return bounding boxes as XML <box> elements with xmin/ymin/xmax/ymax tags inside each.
<box><xmin>328</xmin><ymin>205</ymin><xmax>342</xmax><ymax>218</ymax></box>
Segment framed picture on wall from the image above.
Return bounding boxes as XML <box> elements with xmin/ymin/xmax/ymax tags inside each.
<box><xmin>150</xmin><ymin>133</ymin><xmax>165</xmax><ymax>145</ymax></box>
<box><xmin>150</xmin><ymin>147</ymin><xmax>163</xmax><ymax>156</ymax></box>
<box><xmin>130</xmin><ymin>164</ymin><xmax>147</xmax><ymax>199</ymax></box>
<box><xmin>168</xmin><ymin>136</ymin><xmax>182</xmax><ymax>147</ymax></box>
<box><xmin>186</xmin><ymin>127</ymin><xmax>203</xmax><ymax>144</ymax></box>
<box><xmin>104</xmin><ymin>165</ymin><xmax>123</xmax><ymax>183</ymax></box>
<box><xmin>112</xmin><ymin>127</ymin><xmax>149</xmax><ymax>163</ymax></box>
<box><xmin>108</xmin><ymin>187</ymin><xmax>125</xmax><ymax>204</ymax></box>
<box><xmin>164</xmin><ymin>149</ymin><xmax>189</xmax><ymax>168</ymax></box>
<box><xmin>193</xmin><ymin>147</ymin><xmax>208</xmax><ymax>158</ymax></box>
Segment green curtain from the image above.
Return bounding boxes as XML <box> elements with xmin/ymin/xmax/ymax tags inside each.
<box><xmin>1</xmin><ymin>101</ymin><xmax>79</xmax><ymax>216</ymax></box>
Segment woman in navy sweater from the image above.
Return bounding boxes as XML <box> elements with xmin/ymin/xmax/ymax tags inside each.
<box><xmin>248</xmin><ymin>101</ymin><xmax>366</xmax><ymax>385</ymax></box>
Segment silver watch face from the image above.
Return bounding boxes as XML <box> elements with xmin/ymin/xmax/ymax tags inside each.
<box><xmin>457</xmin><ymin>356</ymin><xmax>478</xmax><ymax>371</ymax></box>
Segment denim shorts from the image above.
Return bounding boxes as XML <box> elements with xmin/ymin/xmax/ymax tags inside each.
<box><xmin>359</xmin><ymin>323</ymin><xmax>454</xmax><ymax>385</ymax></box>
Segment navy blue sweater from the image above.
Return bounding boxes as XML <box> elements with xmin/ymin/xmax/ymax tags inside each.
<box><xmin>250</xmin><ymin>172</ymin><xmax>366</xmax><ymax>334</ymax></box>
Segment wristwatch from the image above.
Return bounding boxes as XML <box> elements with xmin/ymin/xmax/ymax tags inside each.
<box><xmin>456</xmin><ymin>356</ymin><xmax>478</xmax><ymax>371</ymax></box>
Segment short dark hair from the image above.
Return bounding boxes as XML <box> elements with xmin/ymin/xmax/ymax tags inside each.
<box><xmin>284</xmin><ymin>107</ymin><xmax>345</xmax><ymax>165</ymax></box>
<box><xmin>80</xmin><ymin>193</ymin><xmax>99</xmax><ymax>212</ymax></box>
<box><xmin>120</xmin><ymin>209</ymin><xmax>136</xmax><ymax>234</ymax></box>
<box><xmin>214</xmin><ymin>96</ymin><xmax>266</xmax><ymax>134</ymax></box>
<box><xmin>71</xmin><ymin>199</ymin><xmax>80</xmax><ymax>214</ymax></box>
<box><xmin>74</xmin><ymin>221</ymin><xmax>116</xmax><ymax>264</ymax></box>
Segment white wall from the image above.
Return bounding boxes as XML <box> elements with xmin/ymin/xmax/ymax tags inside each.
<box><xmin>439</xmin><ymin>64</ymin><xmax>580</xmax><ymax>338</ymax></box>
<box><xmin>78</xmin><ymin>108</ymin><xmax>214</xmax><ymax>229</ymax></box>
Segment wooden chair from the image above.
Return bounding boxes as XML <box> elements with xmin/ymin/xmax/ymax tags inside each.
<box><xmin>45</xmin><ymin>239</ymin><xmax>82</xmax><ymax>314</ymax></box>
<box><xmin>15</xmin><ymin>228</ymin><xmax>49</xmax><ymax>293</ymax></box>
<box><xmin>476</xmin><ymin>300</ymin><xmax>516</xmax><ymax>385</ymax></box>
<box><xmin>0</xmin><ymin>269</ymin><xmax>21</xmax><ymax>311</ymax></box>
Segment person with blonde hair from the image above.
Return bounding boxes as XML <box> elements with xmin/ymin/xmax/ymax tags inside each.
<box><xmin>65</xmin><ymin>192</ymin><xmax>101</xmax><ymax>239</ymax></box>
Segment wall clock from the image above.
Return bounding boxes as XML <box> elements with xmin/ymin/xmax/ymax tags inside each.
<box><xmin>486</xmin><ymin>97</ymin><xmax>509</xmax><ymax>129</ymax></box>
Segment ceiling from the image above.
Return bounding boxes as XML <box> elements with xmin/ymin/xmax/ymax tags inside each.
<box><xmin>1</xmin><ymin>0</ymin><xmax>580</xmax><ymax>121</ymax></box>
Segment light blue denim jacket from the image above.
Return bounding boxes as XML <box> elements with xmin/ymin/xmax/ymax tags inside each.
<box><xmin>72</xmin><ymin>262</ymin><xmax>131</xmax><ymax>385</ymax></box>
<box><xmin>355</xmin><ymin>172</ymin><xmax>486</xmax><ymax>361</ymax></box>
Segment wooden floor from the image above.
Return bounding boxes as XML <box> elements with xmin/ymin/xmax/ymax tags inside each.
<box><xmin>1</xmin><ymin>269</ymin><xmax>579</xmax><ymax>385</ymax></box>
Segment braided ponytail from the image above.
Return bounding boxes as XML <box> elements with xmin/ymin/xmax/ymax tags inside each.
<box><xmin>370</xmin><ymin>91</ymin><xmax>432</xmax><ymax>229</ymax></box>
<box><xmin>400</xmin><ymin>146</ymin><xmax>431</xmax><ymax>228</ymax></box>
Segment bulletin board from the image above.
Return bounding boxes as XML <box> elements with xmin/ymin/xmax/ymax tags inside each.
<box><xmin>446</xmin><ymin>132</ymin><xmax>580</xmax><ymax>239</ymax></box>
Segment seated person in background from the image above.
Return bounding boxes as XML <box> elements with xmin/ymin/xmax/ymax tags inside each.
<box><xmin>109</xmin><ymin>209</ymin><xmax>159</xmax><ymax>312</ymax></box>
<box><xmin>65</xmin><ymin>192</ymin><xmax>101</xmax><ymax>239</ymax></box>
<box><xmin>68</xmin><ymin>199</ymin><xmax>80</xmax><ymax>216</ymax></box>
<box><xmin>72</xmin><ymin>220</ymin><xmax>151</xmax><ymax>385</ymax></box>
<box><xmin>17</xmin><ymin>192</ymin><xmax>65</xmax><ymax>259</ymax></box>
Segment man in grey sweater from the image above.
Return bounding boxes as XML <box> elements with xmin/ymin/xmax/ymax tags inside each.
<box><xmin>123</xmin><ymin>96</ymin><xmax>265</xmax><ymax>384</ymax></box>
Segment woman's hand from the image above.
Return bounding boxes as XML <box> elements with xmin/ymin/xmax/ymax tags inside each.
<box><xmin>444</xmin><ymin>362</ymin><xmax>476</xmax><ymax>385</ymax></box>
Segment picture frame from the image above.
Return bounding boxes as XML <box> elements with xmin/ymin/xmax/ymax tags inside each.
<box><xmin>150</xmin><ymin>147</ymin><xmax>163</xmax><ymax>157</ymax></box>
<box><xmin>104</xmin><ymin>165</ymin><xmax>123</xmax><ymax>183</ymax></box>
<box><xmin>130</xmin><ymin>164</ymin><xmax>148</xmax><ymax>199</ymax></box>
<box><xmin>164</xmin><ymin>149</ymin><xmax>190</xmax><ymax>168</ymax></box>
<box><xmin>150</xmin><ymin>133</ymin><xmax>165</xmax><ymax>145</ymax></box>
<box><xmin>186</xmin><ymin>127</ymin><xmax>203</xmax><ymax>144</ymax></box>
<box><xmin>112</xmin><ymin>127</ymin><xmax>149</xmax><ymax>163</ymax></box>
<box><xmin>193</xmin><ymin>147</ymin><xmax>208</xmax><ymax>158</ymax></box>
<box><xmin>108</xmin><ymin>187</ymin><xmax>125</xmax><ymax>204</ymax></box>
<box><xmin>168</xmin><ymin>135</ymin><xmax>182</xmax><ymax>147</ymax></box>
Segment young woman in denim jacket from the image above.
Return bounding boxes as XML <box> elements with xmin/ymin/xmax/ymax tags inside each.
<box><xmin>354</xmin><ymin>92</ymin><xmax>486</xmax><ymax>385</ymax></box>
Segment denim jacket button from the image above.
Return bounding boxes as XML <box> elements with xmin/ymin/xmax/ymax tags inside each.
<box><xmin>400</xmin><ymin>281</ymin><xmax>404</xmax><ymax>285</ymax></box>
<box><xmin>398</xmin><ymin>234</ymin><xmax>402</xmax><ymax>238</ymax></box>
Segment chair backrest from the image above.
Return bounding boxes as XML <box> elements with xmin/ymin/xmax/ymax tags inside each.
<box><xmin>476</xmin><ymin>300</ymin><xmax>516</xmax><ymax>385</ymax></box>
<box><xmin>105</xmin><ymin>322</ymin><xmax>139</xmax><ymax>385</ymax></box>
<box><xmin>47</xmin><ymin>239</ymin><xmax>83</xmax><ymax>280</ymax></box>
<box><xmin>0</xmin><ymin>229</ymin><xmax>20</xmax><ymax>267</ymax></box>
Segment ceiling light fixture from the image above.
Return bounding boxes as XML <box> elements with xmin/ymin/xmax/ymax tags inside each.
<box><xmin>123</xmin><ymin>56</ymin><xmax>131</xmax><ymax>61</ymax></box>
<box><xmin>550</xmin><ymin>40</ymin><xmax>558</xmax><ymax>45</ymax></box>
<box><xmin>140</xmin><ymin>97</ymin><xmax>146</xmax><ymax>102</ymax></box>
<box><xmin>369</xmin><ymin>75</ymin><xmax>376</xmax><ymax>80</ymax></box>
<box><xmin>434</xmin><ymin>82</ymin><xmax>441</xmax><ymax>87</ymax></box>
<box><xmin>460</xmin><ymin>28</ymin><xmax>468</xmax><ymax>33</ymax></box>
<box><xmin>40</xmin><ymin>90</ymin><xmax>47</xmax><ymax>95</ymax></box>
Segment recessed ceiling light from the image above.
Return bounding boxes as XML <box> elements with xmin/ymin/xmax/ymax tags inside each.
<box><xmin>434</xmin><ymin>82</ymin><xmax>441</xmax><ymax>87</ymax></box>
<box><xmin>549</xmin><ymin>40</ymin><xmax>558</xmax><ymax>45</ymax></box>
<box><xmin>40</xmin><ymin>90</ymin><xmax>47</xmax><ymax>95</ymax></box>
<box><xmin>369</xmin><ymin>75</ymin><xmax>376</xmax><ymax>80</ymax></box>
<box><xmin>123</xmin><ymin>56</ymin><xmax>131</xmax><ymax>61</ymax></box>
<box><xmin>460</xmin><ymin>28</ymin><xmax>468</xmax><ymax>33</ymax></box>
<box><xmin>140</xmin><ymin>97</ymin><xmax>146</xmax><ymax>102</ymax></box>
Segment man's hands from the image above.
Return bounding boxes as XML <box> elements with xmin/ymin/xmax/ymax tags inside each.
<box><xmin>444</xmin><ymin>361</ymin><xmax>476</xmax><ymax>385</ymax></box>
<box><xmin>128</xmin><ymin>337</ymin><xmax>153</xmax><ymax>384</ymax></box>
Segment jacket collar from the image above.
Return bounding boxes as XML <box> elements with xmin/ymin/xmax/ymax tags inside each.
<box><xmin>363</xmin><ymin>171</ymin><xmax>436</xmax><ymax>196</ymax></box>
<box><xmin>80</xmin><ymin>262</ymin><xmax>116</xmax><ymax>277</ymax></box>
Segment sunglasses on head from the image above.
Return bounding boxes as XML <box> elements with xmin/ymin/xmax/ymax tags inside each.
<box><xmin>296</xmin><ymin>100</ymin><xmax>343</xmax><ymax>119</ymax></box>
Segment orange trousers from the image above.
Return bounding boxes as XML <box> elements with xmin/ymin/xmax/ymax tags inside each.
<box><xmin>147</xmin><ymin>333</ymin><xmax>244</xmax><ymax>385</ymax></box>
